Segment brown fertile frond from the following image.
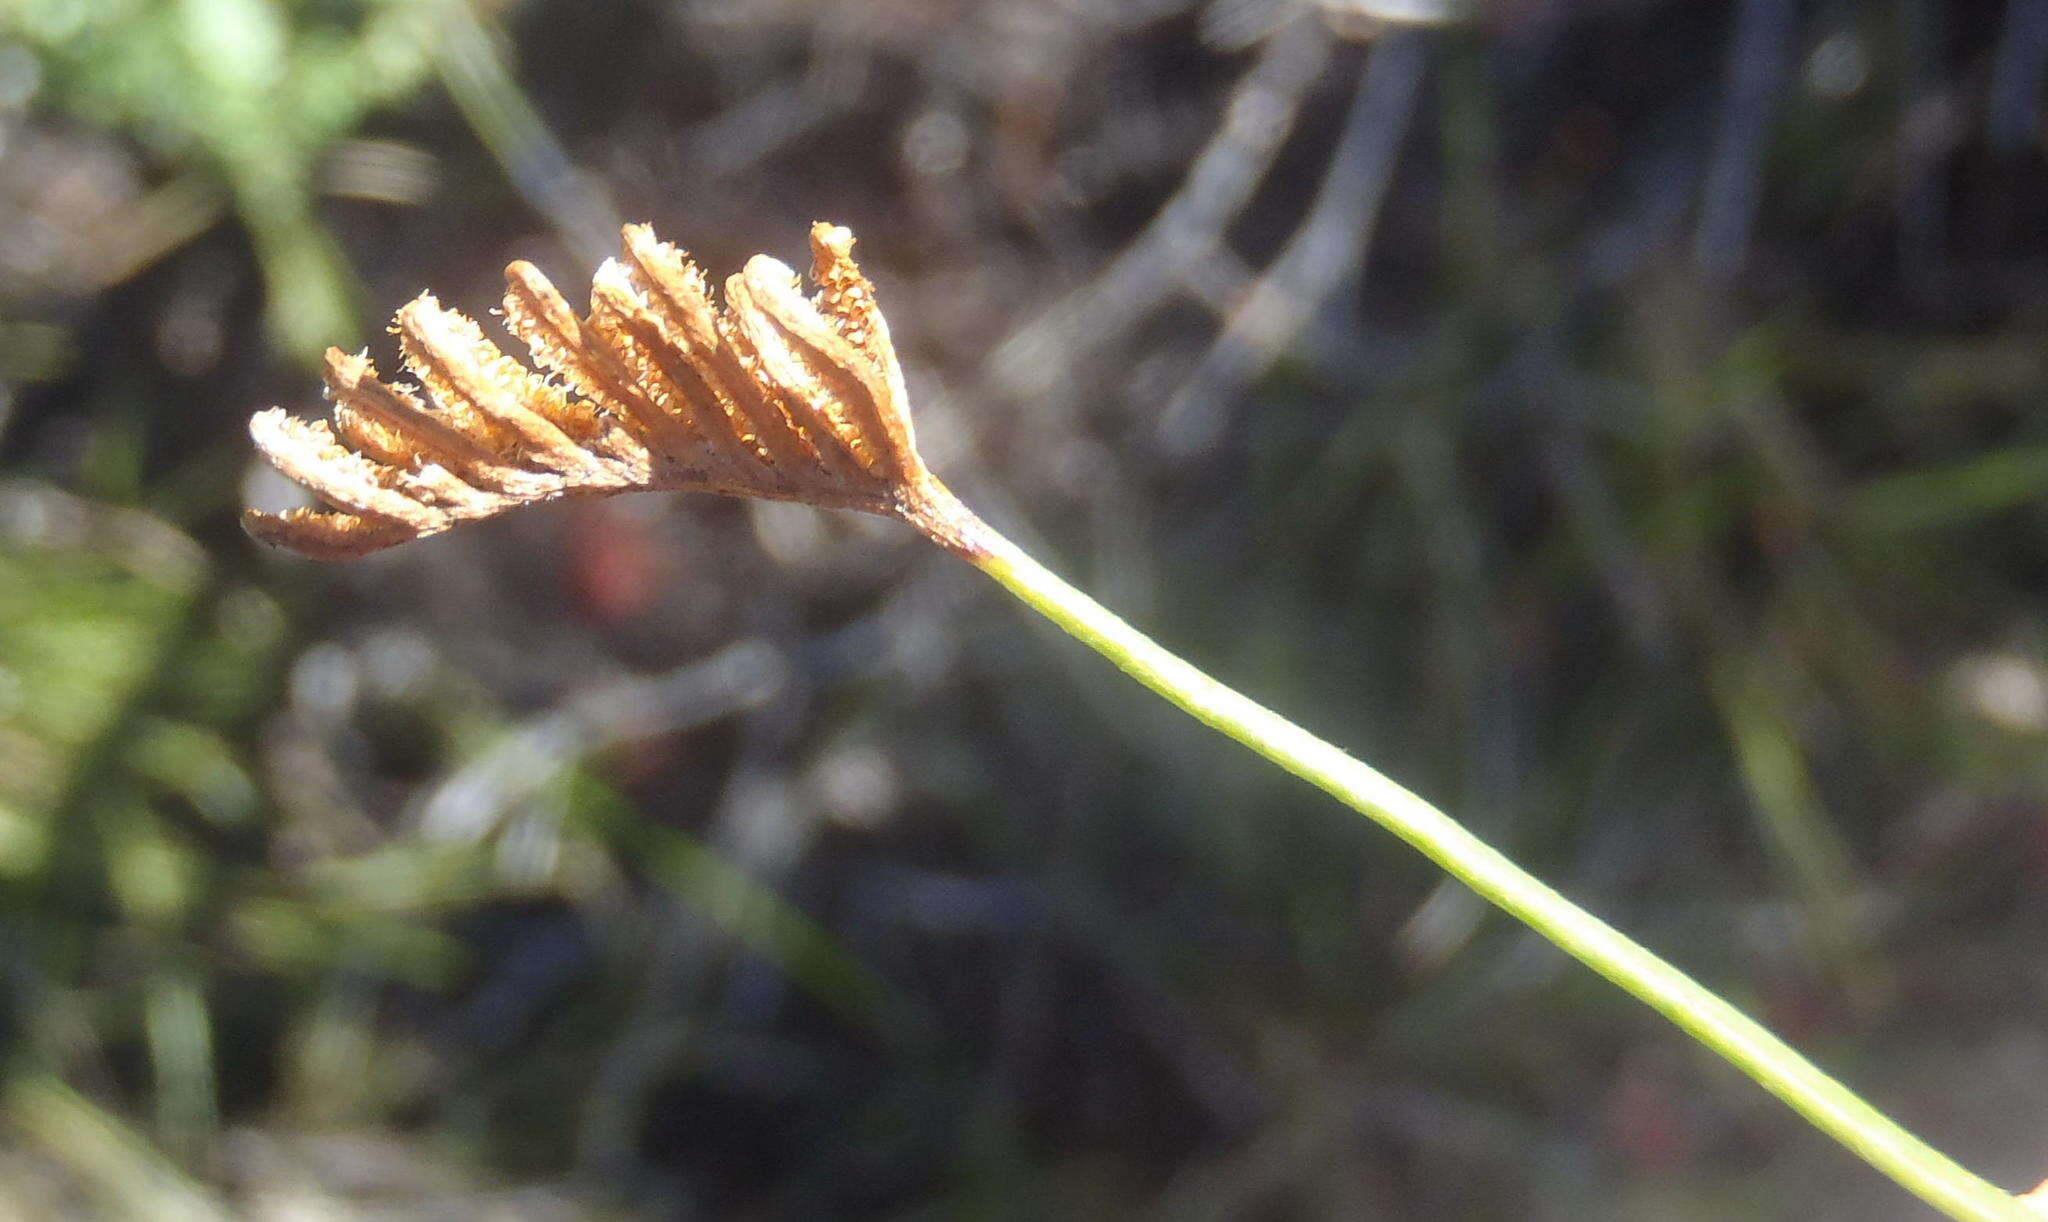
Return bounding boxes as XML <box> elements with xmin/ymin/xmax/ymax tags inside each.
<box><xmin>246</xmin><ymin>223</ymin><xmax>954</xmax><ymax>561</ymax></box>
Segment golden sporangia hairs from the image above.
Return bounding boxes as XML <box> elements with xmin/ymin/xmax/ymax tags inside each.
<box><xmin>245</xmin><ymin>223</ymin><xmax>984</xmax><ymax>561</ymax></box>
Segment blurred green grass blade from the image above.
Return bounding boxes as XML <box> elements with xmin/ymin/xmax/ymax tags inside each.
<box><xmin>641</xmin><ymin>824</ymin><xmax>897</xmax><ymax>1031</ymax></box>
<box><xmin>5</xmin><ymin>1075</ymin><xmax>229</xmax><ymax>1222</ymax></box>
<box><xmin>429</xmin><ymin>1</ymin><xmax>618</xmax><ymax>263</ymax></box>
<box><xmin>572</xmin><ymin>776</ymin><xmax>904</xmax><ymax>1035</ymax></box>
<box><xmin>101</xmin><ymin>791</ymin><xmax>198</xmax><ymax>924</ymax></box>
<box><xmin>238</xmin><ymin>186</ymin><xmax>362</xmax><ymax>360</ymax></box>
<box><xmin>228</xmin><ymin>897</ymin><xmax>468</xmax><ymax>989</ymax></box>
<box><xmin>304</xmin><ymin>841</ymin><xmax>508</xmax><ymax>914</ymax></box>
<box><xmin>1847</xmin><ymin>444</ymin><xmax>2048</xmax><ymax>534</ymax></box>
<box><xmin>122</xmin><ymin>717</ymin><xmax>259</xmax><ymax>831</ymax></box>
<box><xmin>1705</xmin><ymin>653</ymin><xmax>1875</xmax><ymax>993</ymax></box>
<box><xmin>144</xmin><ymin>974</ymin><xmax>218</xmax><ymax>1164</ymax></box>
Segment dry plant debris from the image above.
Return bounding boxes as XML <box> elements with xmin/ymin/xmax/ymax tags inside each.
<box><xmin>246</xmin><ymin>223</ymin><xmax>977</xmax><ymax>561</ymax></box>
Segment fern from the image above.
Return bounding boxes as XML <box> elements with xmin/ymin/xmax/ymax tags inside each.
<box><xmin>246</xmin><ymin>224</ymin><xmax>2030</xmax><ymax>1222</ymax></box>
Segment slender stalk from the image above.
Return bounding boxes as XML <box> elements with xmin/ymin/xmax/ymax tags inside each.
<box><xmin>924</xmin><ymin>486</ymin><xmax>2025</xmax><ymax>1222</ymax></box>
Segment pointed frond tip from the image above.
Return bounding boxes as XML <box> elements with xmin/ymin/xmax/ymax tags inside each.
<box><xmin>245</xmin><ymin>222</ymin><xmax>985</xmax><ymax>561</ymax></box>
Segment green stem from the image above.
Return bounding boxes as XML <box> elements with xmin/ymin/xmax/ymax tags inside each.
<box><xmin>926</xmin><ymin>486</ymin><xmax>2025</xmax><ymax>1221</ymax></box>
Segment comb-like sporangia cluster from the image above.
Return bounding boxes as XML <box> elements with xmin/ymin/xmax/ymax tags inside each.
<box><xmin>245</xmin><ymin>223</ymin><xmax>948</xmax><ymax>560</ymax></box>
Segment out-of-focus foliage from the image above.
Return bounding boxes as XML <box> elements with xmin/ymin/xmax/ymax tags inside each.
<box><xmin>9</xmin><ymin>0</ymin><xmax>442</xmax><ymax>356</ymax></box>
<box><xmin>3</xmin><ymin>0</ymin><xmax>2048</xmax><ymax>1218</ymax></box>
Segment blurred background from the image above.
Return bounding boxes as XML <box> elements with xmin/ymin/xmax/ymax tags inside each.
<box><xmin>2</xmin><ymin>0</ymin><xmax>2047</xmax><ymax>1217</ymax></box>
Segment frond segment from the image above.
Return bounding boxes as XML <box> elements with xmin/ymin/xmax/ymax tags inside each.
<box><xmin>245</xmin><ymin>223</ymin><xmax>936</xmax><ymax>559</ymax></box>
